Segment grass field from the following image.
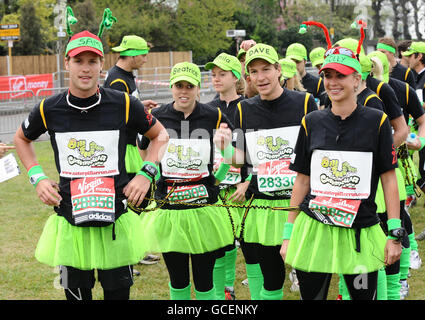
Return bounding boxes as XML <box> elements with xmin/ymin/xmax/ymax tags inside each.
<box><xmin>1</xmin><ymin>140</ymin><xmax>425</xmax><ymax>300</ymax></box>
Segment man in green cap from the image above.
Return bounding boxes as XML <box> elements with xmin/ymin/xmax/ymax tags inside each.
<box><xmin>286</xmin><ymin>43</ymin><xmax>325</xmax><ymax>101</ymax></box>
<box><xmin>104</xmin><ymin>35</ymin><xmax>161</xmax><ymax>267</ymax></box>
<box><xmin>309</xmin><ymin>47</ymin><xmax>326</xmax><ymax>71</ymax></box>
<box><xmin>403</xmin><ymin>41</ymin><xmax>425</xmax><ymax>103</ymax></box>
<box><xmin>377</xmin><ymin>37</ymin><xmax>416</xmax><ymax>89</ymax></box>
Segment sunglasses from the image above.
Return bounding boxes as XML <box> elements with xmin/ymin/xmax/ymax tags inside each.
<box><xmin>324</xmin><ymin>47</ymin><xmax>358</xmax><ymax>60</ymax></box>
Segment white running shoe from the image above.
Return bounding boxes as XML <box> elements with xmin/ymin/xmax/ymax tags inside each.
<box><xmin>400</xmin><ymin>280</ymin><xmax>409</xmax><ymax>300</ymax></box>
<box><xmin>289</xmin><ymin>269</ymin><xmax>299</xmax><ymax>292</ymax></box>
<box><xmin>410</xmin><ymin>250</ymin><xmax>422</xmax><ymax>270</ymax></box>
<box><xmin>415</xmin><ymin>229</ymin><xmax>425</xmax><ymax>241</ymax></box>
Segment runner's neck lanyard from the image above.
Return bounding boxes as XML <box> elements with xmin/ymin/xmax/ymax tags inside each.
<box><xmin>66</xmin><ymin>88</ymin><xmax>101</xmax><ymax>111</ymax></box>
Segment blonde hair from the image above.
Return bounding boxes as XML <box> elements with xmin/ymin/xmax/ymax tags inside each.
<box><xmin>236</xmin><ymin>76</ymin><xmax>246</xmax><ymax>95</ymax></box>
<box><xmin>370</xmin><ymin>56</ymin><xmax>384</xmax><ymax>81</ymax></box>
<box><xmin>294</xmin><ymin>73</ymin><xmax>306</xmax><ymax>91</ymax></box>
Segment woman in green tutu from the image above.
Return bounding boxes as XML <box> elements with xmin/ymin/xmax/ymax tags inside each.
<box><xmin>280</xmin><ymin>45</ymin><xmax>403</xmax><ymax>300</ymax></box>
<box><xmin>138</xmin><ymin>62</ymin><xmax>235</xmax><ymax>300</ymax></box>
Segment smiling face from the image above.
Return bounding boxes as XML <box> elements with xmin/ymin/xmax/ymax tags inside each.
<box><xmin>171</xmin><ymin>80</ymin><xmax>199</xmax><ymax>111</ymax></box>
<box><xmin>247</xmin><ymin>59</ymin><xmax>282</xmax><ymax>100</ymax></box>
<box><xmin>65</xmin><ymin>51</ymin><xmax>103</xmax><ymax>98</ymax></box>
<box><xmin>323</xmin><ymin>68</ymin><xmax>360</xmax><ymax>103</ymax></box>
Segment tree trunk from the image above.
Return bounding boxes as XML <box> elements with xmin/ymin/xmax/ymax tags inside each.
<box><xmin>371</xmin><ymin>0</ymin><xmax>386</xmax><ymax>38</ymax></box>
<box><xmin>400</xmin><ymin>0</ymin><xmax>412</xmax><ymax>39</ymax></box>
<box><xmin>389</xmin><ymin>0</ymin><xmax>402</xmax><ymax>39</ymax></box>
<box><xmin>410</xmin><ymin>0</ymin><xmax>424</xmax><ymax>40</ymax></box>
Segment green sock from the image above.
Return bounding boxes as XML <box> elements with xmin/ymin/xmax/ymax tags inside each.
<box><xmin>169</xmin><ymin>283</ymin><xmax>191</xmax><ymax>300</ymax></box>
<box><xmin>224</xmin><ymin>247</ymin><xmax>238</xmax><ymax>287</ymax></box>
<box><xmin>400</xmin><ymin>246</ymin><xmax>411</xmax><ymax>280</ymax></box>
<box><xmin>386</xmin><ymin>273</ymin><xmax>401</xmax><ymax>300</ymax></box>
<box><xmin>260</xmin><ymin>287</ymin><xmax>283</xmax><ymax>300</ymax></box>
<box><xmin>213</xmin><ymin>256</ymin><xmax>226</xmax><ymax>300</ymax></box>
<box><xmin>377</xmin><ymin>268</ymin><xmax>387</xmax><ymax>300</ymax></box>
<box><xmin>409</xmin><ymin>233</ymin><xmax>418</xmax><ymax>251</ymax></box>
<box><xmin>245</xmin><ymin>263</ymin><xmax>264</xmax><ymax>300</ymax></box>
<box><xmin>195</xmin><ymin>286</ymin><xmax>216</xmax><ymax>300</ymax></box>
<box><xmin>338</xmin><ymin>274</ymin><xmax>351</xmax><ymax>300</ymax></box>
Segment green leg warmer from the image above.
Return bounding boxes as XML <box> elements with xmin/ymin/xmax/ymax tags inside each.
<box><xmin>260</xmin><ymin>287</ymin><xmax>283</xmax><ymax>300</ymax></box>
<box><xmin>224</xmin><ymin>247</ymin><xmax>238</xmax><ymax>288</ymax></box>
<box><xmin>169</xmin><ymin>283</ymin><xmax>191</xmax><ymax>300</ymax></box>
<box><xmin>386</xmin><ymin>273</ymin><xmax>401</xmax><ymax>300</ymax></box>
<box><xmin>400</xmin><ymin>246</ymin><xmax>411</xmax><ymax>280</ymax></box>
<box><xmin>195</xmin><ymin>287</ymin><xmax>216</xmax><ymax>300</ymax></box>
<box><xmin>213</xmin><ymin>256</ymin><xmax>226</xmax><ymax>300</ymax></box>
<box><xmin>338</xmin><ymin>275</ymin><xmax>351</xmax><ymax>300</ymax></box>
<box><xmin>245</xmin><ymin>263</ymin><xmax>264</xmax><ymax>300</ymax></box>
<box><xmin>409</xmin><ymin>233</ymin><xmax>418</xmax><ymax>252</ymax></box>
<box><xmin>377</xmin><ymin>268</ymin><xmax>387</xmax><ymax>300</ymax></box>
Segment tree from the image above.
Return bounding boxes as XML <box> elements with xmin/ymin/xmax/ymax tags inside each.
<box><xmin>13</xmin><ymin>1</ymin><xmax>42</xmax><ymax>55</ymax></box>
<box><xmin>410</xmin><ymin>0</ymin><xmax>424</xmax><ymax>40</ymax></box>
<box><xmin>371</xmin><ymin>0</ymin><xmax>385</xmax><ymax>38</ymax></box>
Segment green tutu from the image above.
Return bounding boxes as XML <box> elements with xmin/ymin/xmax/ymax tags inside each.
<box><xmin>125</xmin><ymin>144</ymin><xmax>143</xmax><ymax>174</ymax></box>
<box><xmin>285</xmin><ymin>212</ymin><xmax>386</xmax><ymax>274</ymax></box>
<box><xmin>375</xmin><ymin>167</ymin><xmax>405</xmax><ymax>213</ymax></box>
<box><xmin>35</xmin><ymin>211</ymin><xmax>146</xmax><ymax>270</ymax></box>
<box><xmin>140</xmin><ymin>202</ymin><xmax>235</xmax><ymax>254</ymax></box>
<box><xmin>239</xmin><ymin>198</ymin><xmax>289</xmax><ymax>246</ymax></box>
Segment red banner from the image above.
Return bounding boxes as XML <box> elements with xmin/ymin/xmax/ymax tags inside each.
<box><xmin>0</xmin><ymin>73</ymin><xmax>53</xmax><ymax>99</ymax></box>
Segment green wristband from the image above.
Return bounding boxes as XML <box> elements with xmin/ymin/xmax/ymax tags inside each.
<box><xmin>28</xmin><ymin>164</ymin><xmax>48</xmax><ymax>188</ymax></box>
<box><xmin>387</xmin><ymin>218</ymin><xmax>401</xmax><ymax>231</ymax></box>
<box><xmin>220</xmin><ymin>143</ymin><xmax>235</xmax><ymax>160</ymax></box>
<box><xmin>137</xmin><ymin>161</ymin><xmax>160</xmax><ymax>181</ymax></box>
<box><xmin>138</xmin><ymin>171</ymin><xmax>153</xmax><ymax>183</ymax></box>
<box><xmin>245</xmin><ymin>173</ymin><xmax>252</xmax><ymax>182</ymax></box>
<box><xmin>282</xmin><ymin>222</ymin><xmax>294</xmax><ymax>240</ymax></box>
<box><xmin>214</xmin><ymin>163</ymin><xmax>231</xmax><ymax>182</ymax></box>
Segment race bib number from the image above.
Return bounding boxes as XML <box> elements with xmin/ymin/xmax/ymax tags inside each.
<box><xmin>161</xmin><ymin>138</ymin><xmax>211</xmax><ymax>180</ymax></box>
<box><xmin>70</xmin><ymin>177</ymin><xmax>115</xmax><ymax>225</ymax></box>
<box><xmin>56</xmin><ymin>130</ymin><xmax>120</xmax><ymax>178</ymax></box>
<box><xmin>167</xmin><ymin>184</ymin><xmax>209</xmax><ymax>203</ymax></box>
<box><xmin>310</xmin><ymin>150</ymin><xmax>372</xmax><ymax>199</ymax></box>
<box><xmin>245</xmin><ymin>127</ymin><xmax>299</xmax><ymax>192</ymax></box>
<box><xmin>213</xmin><ymin>147</ymin><xmax>241</xmax><ymax>185</ymax></box>
<box><xmin>309</xmin><ymin>196</ymin><xmax>361</xmax><ymax>228</ymax></box>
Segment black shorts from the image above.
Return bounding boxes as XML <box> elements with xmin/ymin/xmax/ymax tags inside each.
<box><xmin>60</xmin><ymin>265</ymin><xmax>134</xmax><ymax>290</ymax></box>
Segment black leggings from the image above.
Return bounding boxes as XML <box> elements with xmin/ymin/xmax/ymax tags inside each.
<box><xmin>240</xmin><ymin>241</ymin><xmax>285</xmax><ymax>291</ymax></box>
<box><xmin>163</xmin><ymin>251</ymin><xmax>217</xmax><ymax>292</ymax></box>
<box><xmin>296</xmin><ymin>270</ymin><xmax>378</xmax><ymax>300</ymax></box>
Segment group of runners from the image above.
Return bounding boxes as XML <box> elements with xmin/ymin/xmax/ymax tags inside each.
<box><xmin>2</xmin><ymin>11</ymin><xmax>425</xmax><ymax>300</ymax></box>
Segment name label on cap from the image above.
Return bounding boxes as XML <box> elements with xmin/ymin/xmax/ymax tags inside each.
<box><xmin>248</xmin><ymin>47</ymin><xmax>271</xmax><ymax>57</ymax></box>
<box><xmin>76</xmin><ymin>37</ymin><xmax>103</xmax><ymax>51</ymax></box>
<box><xmin>172</xmin><ymin>66</ymin><xmax>200</xmax><ymax>77</ymax></box>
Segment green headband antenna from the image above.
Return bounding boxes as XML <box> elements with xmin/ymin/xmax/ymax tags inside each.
<box><xmin>66</xmin><ymin>6</ymin><xmax>78</xmax><ymax>36</ymax></box>
<box><xmin>98</xmin><ymin>8</ymin><xmax>117</xmax><ymax>38</ymax></box>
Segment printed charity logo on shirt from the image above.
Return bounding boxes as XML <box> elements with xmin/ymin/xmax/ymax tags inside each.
<box><xmin>70</xmin><ymin>177</ymin><xmax>115</xmax><ymax>225</ymax></box>
<box><xmin>56</xmin><ymin>130</ymin><xmax>120</xmax><ymax>178</ymax></box>
<box><xmin>310</xmin><ymin>150</ymin><xmax>372</xmax><ymax>199</ymax></box>
<box><xmin>167</xmin><ymin>184</ymin><xmax>209</xmax><ymax>204</ymax></box>
<box><xmin>213</xmin><ymin>147</ymin><xmax>241</xmax><ymax>185</ymax></box>
<box><xmin>161</xmin><ymin>138</ymin><xmax>211</xmax><ymax>179</ymax></box>
<box><xmin>245</xmin><ymin>126</ymin><xmax>299</xmax><ymax>192</ymax></box>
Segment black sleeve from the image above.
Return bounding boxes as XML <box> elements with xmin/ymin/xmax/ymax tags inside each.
<box><xmin>376</xmin><ymin>115</ymin><xmax>398</xmax><ymax>175</ymax></box>
<box><xmin>21</xmin><ymin>101</ymin><xmax>48</xmax><ymax>141</ymax></box>
<box><xmin>380</xmin><ymin>83</ymin><xmax>403</xmax><ymax>120</ymax></box>
<box><xmin>232</xmin><ymin>102</ymin><xmax>246</xmax><ymax>154</ymax></box>
<box><xmin>405</xmin><ymin>85</ymin><xmax>425</xmax><ymax>120</ymax></box>
<box><xmin>406</xmin><ymin>69</ymin><xmax>417</xmax><ymax>90</ymax></box>
<box><xmin>365</xmin><ymin>97</ymin><xmax>384</xmax><ymax>111</ymax></box>
<box><xmin>306</xmin><ymin>93</ymin><xmax>318</xmax><ymax>114</ymax></box>
<box><xmin>107</xmin><ymin>79</ymin><xmax>129</xmax><ymax>94</ymax></box>
<box><xmin>289</xmin><ymin>116</ymin><xmax>311</xmax><ymax>176</ymax></box>
<box><xmin>219</xmin><ymin>110</ymin><xmax>235</xmax><ymax>131</ymax></box>
<box><xmin>126</xmin><ymin>96</ymin><xmax>157</xmax><ymax>136</ymax></box>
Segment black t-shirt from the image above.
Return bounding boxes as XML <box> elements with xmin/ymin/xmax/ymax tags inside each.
<box><xmin>357</xmin><ymin>87</ymin><xmax>384</xmax><ymax>111</ymax></box>
<box><xmin>366</xmin><ymin>76</ymin><xmax>403</xmax><ymax>120</ymax></box>
<box><xmin>290</xmin><ymin>105</ymin><xmax>397</xmax><ymax>228</ymax></box>
<box><xmin>302</xmin><ymin>72</ymin><xmax>325</xmax><ymax>99</ymax></box>
<box><xmin>388</xmin><ymin>77</ymin><xmax>424</xmax><ymax>123</ymax></box>
<box><xmin>234</xmin><ymin>89</ymin><xmax>317</xmax><ymax>199</ymax></box>
<box><xmin>103</xmin><ymin>65</ymin><xmax>141</xmax><ymax>147</ymax></box>
<box><xmin>391</xmin><ymin>63</ymin><xmax>417</xmax><ymax>89</ymax></box>
<box><xmin>139</xmin><ymin>101</ymin><xmax>232</xmax><ymax>210</ymax></box>
<box><xmin>22</xmin><ymin>87</ymin><xmax>156</xmax><ymax>226</ymax></box>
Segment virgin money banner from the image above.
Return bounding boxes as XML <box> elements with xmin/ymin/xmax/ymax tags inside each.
<box><xmin>0</xmin><ymin>73</ymin><xmax>53</xmax><ymax>99</ymax></box>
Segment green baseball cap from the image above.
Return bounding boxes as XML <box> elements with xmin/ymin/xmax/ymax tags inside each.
<box><xmin>237</xmin><ymin>48</ymin><xmax>246</xmax><ymax>60</ymax></box>
<box><xmin>309</xmin><ymin>47</ymin><xmax>326</xmax><ymax>67</ymax></box>
<box><xmin>66</xmin><ymin>30</ymin><xmax>104</xmax><ymax>57</ymax></box>
<box><xmin>286</xmin><ymin>43</ymin><xmax>307</xmax><ymax>62</ymax></box>
<box><xmin>279</xmin><ymin>58</ymin><xmax>297</xmax><ymax>79</ymax></box>
<box><xmin>368</xmin><ymin>50</ymin><xmax>390</xmax><ymax>83</ymax></box>
<box><xmin>112</xmin><ymin>35</ymin><xmax>149</xmax><ymax>56</ymax></box>
<box><xmin>334</xmin><ymin>38</ymin><xmax>365</xmax><ymax>55</ymax></box>
<box><xmin>205</xmin><ymin>53</ymin><xmax>242</xmax><ymax>80</ymax></box>
<box><xmin>169</xmin><ymin>62</ymin><xmax>201</xmax><ymax>88</ymax></box>
<box><xmin>359</xmin><ymin>53</ymin><xmax>372</xmax><ymax>80</ymax></box>
<box><xmin>319</xmin><ymin>47</ymin><xmax>362</xmax><ymax>75</ymax></box>
<box><xmin>244</xmin><ymin>43</ymin><xmax>279</xmax><ymax>74</ymax></box>
<box><xmin>402</xmin><ymin>41</ymin><xmax>425</xmax><ymax>56</ymax></box>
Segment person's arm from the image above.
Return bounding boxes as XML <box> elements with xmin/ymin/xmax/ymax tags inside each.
<box><xmin>0</xmin><ymin>143</ymin><xmax>15</xmax><ymax>158</ymax></box>
<box><xmin>213</xmin><ymin>122</ymin><xmax>245</xmax><ymax>168</ymax></box>
<box><xmin>280</xmin><ymin>172</ymin><xmax>310</xmax><ymax>261</ymax></box>
<box><xmin>380</xmin><ymin>169</ymin><xmax>402</xmax><ymax>266</ymax></box>
<box><xmin>14</xmin><ymin>127</ymin><xmax>61</xmax><ymax>206</ymax></box>
<box><xmin>123</xmin><ymin>121</ymin><xmax>169</xmax><ymax>207</ymax></box>
<box><xmin>390</xmin><ymin>115</ymin><xmax>409</xmax><ymax>148</ymax></box>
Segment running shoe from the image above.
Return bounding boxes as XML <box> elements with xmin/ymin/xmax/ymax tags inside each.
<box><xmin>289</xmin><ymin>269</ymin><xmax>299</xmax><ymax>292</ymax></box>
<box><xmin>410</xmin><ymin>250</ymin><xmax>422</xmax><ymax>270</ymax></box>
<box><xmin>400</xmin><ymin>280</ymin><xmax>409</xmax><ymax>300</ymax></box>
<box><xmin>225</xmin><ymin>287</ymin><xmax>236</xmax><ymax>300</ymax></box>
<box><xmin>405</xmin><ymin>195</ymin><xmax>416</xmax><ymax>209</ymax></box>
<box><xmin>241</xmin><ymin>278</ymin><xmax>249</xmax><ymax>286</ymax></box>
<box><xmin>415</xmin><ymin>229</ymin><xmax>425</xmax><ymax>241</ymax></box>
<box><xmin>138</xmin><ymin>254</ymin><xmax>160</xmax><ymax>265</ymax></box>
